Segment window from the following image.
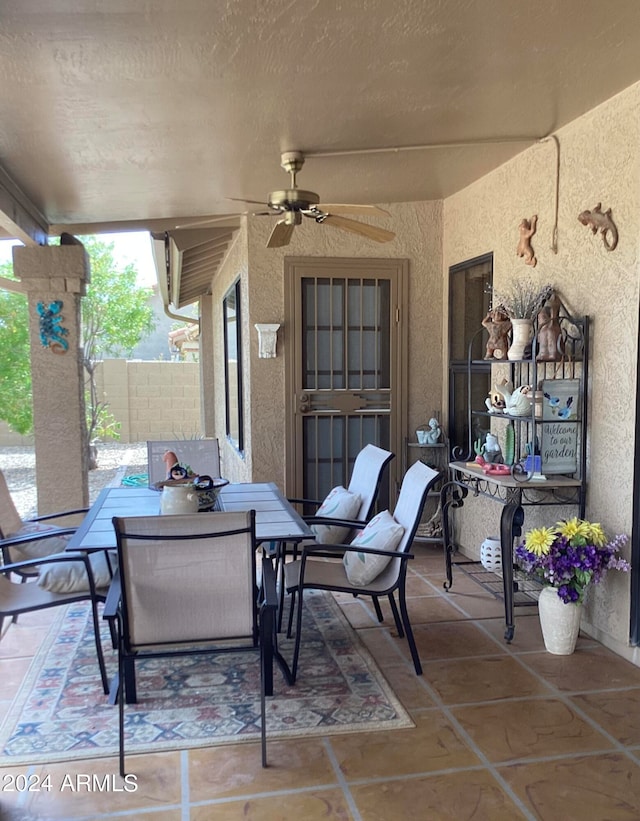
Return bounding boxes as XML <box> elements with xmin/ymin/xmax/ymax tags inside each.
<box><xmin>223</xmin><ymin>280</ymin><xmax>243</xmax><ymax>452</ymax></box>
<box><xmin>448</xmin><ymin>254</ymin><xmax>493</xmax><ymax>458</ymax></box>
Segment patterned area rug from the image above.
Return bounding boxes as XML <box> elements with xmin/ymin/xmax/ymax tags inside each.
<box><xmin>0</xmin><ymin>592</ymin><xmax>412</xmax><ymax>765</ymax></box>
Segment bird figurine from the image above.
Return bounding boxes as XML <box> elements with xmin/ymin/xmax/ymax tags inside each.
<box><xmin>494</xmin><ymin>382</ymin><xmax>532</xmax><ymax>417</ymax></box>
<box><xmin>544</xmin><ymin>392</ymin><xmax>575</xmax><ymax>419</ymax></box>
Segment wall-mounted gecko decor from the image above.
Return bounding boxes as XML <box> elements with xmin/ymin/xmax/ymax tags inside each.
<box><xmin>578</xmin><ymin>203</ymin><xmax>618</xmax><ymax>251</ymax></box>
<box><xmin>516</xmin><ymin>215</ymin><xmax>538</xmax><ymax>267</ymax></box>
<box><xmin>37</xmin><ymin>300</ymin><xmax>69</xmax><ymax>354</ymax></box>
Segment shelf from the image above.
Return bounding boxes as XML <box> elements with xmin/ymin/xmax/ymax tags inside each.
<box><xmin>407</xmin><ymin>441</ymin><xmax>446</xmax><ymax>448</ymax></box>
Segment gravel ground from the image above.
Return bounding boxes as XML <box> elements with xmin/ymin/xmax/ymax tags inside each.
<box><xmin>0</xmin><ymin>442</ymin><xmax>149</xmax><ymax>520</ymax></box>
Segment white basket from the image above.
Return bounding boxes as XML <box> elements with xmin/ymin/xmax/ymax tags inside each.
<box><xmin>480</xmin><ymin>537</ymin><xmax>502</xmax><ymax>572</ymax></box>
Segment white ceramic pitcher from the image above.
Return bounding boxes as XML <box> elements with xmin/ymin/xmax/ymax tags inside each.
<box><xmin>160</xmin><ymin>484</ymin><xmax>198</xmax><ymax>515</ymax></box>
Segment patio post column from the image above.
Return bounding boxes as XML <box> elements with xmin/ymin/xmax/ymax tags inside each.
<box><xmin>12</xmin><ymin>239</ymin><xmax>90</xmax><ymax>514</ymax></box>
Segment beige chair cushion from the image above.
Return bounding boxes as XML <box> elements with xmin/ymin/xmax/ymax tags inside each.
<box><xmin>310</xmin><ymin>486</ymin><xmax>361</xmax><ymax>544</ymax></box>
<box><xmin>37</xmin><ymin>551</ymin><xmax>114</xmax><ymax>594</ymax></box>
<box><xmin>342</xmin><ymin>510</ymin><xmax>404</xmax><ymax>586</ymax></box>
<box><xmin>7</xmin><ymin>522</ymin><xmax>71</xmax><ymax>561</ymax></box>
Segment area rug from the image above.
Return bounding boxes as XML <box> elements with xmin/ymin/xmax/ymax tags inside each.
<box><xmin>0</xmin><ymin>592</ymin><xmax>412</xmax><ymax>766</ymax></box>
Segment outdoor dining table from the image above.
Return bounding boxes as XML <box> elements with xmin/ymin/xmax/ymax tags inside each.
<box><xmin>67</xmin><ymin>481</ymin><xmax>312</xmax><ymax>702</ymax></box>
<box><xmin>68</xmin><ymin>481</ymin><xmax>313</xmax><ymax>550</ymax></box>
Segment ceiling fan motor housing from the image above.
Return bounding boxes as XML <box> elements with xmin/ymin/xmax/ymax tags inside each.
<box><xmin>268</xmin><ymin>189</ymin><xmax>320</xmax><ymax>212</ymax></box>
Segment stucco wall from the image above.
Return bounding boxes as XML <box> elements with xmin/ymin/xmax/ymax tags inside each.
<box><xmin>211</xmin><ymin>202</ymin><xmax>443</xmax><ymax>494</ymax></box>
<box><xmin>443</xmin><ymin>81</ymin><xmax>640</xmax><ymax>659</ymax></box>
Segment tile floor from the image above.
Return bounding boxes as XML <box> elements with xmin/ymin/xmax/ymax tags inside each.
<box><xmin>3</xmin><ymin>547</ymin><xmax>640</xmax><ymax>820</ymax></box>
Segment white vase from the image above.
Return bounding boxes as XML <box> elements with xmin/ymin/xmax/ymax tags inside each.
<box><xmin>508</xmin><ymin>317</ymin><xmax>534</xmax><ymax>360</ymax></box>
<box><xmin>537</xmin><ymin>586</ymin><xmax>582</xmax><ymax>654</ymax></box>
<box><xmin>160</xmin><ymin>484</ymin><xmax>198</xmax><ymax>515</ymax></box>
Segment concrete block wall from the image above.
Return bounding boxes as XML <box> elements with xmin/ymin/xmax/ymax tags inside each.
<box><xmin>0</xmin><ymin>359</ymin><xmax>202</xmax><ymax>446</ymax></box>
<box><xmin>97</xmin><ymin>359</ymin><xmax>202</xmax><ymax>443</ymax></box>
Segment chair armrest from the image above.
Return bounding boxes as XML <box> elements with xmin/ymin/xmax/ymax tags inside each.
<box><xmin>0</xmin><ymin>527</ymin><xmax>77</xmax><ymax>550</ymax></box>
<box><xmin>301</xmin><ymin>542</ymin><xmax>414</xmax><ymax>561</ymax></box>
<box><xmin>103</xmin><ymin>569</ymin><xmax>122</xmax><ymax>621</ymax></box>
<box><xmin>302</xmin><ymin>515</ymin><xmax>367</xmax><ymax>529</ymax></box>
<box><xmin>287</xmin><ymin>496</ymin><xmax>323</xmax><ymax>507</ymax></box>
<box><xmin>0</xmin><ymin>551</ymin><xmax>93</xmax><ymax>575</ymax></box>
<box><xmin>260</xmin><ymin>559</ymin><xmax>278</xmax><ymax>610</ymax></box>
<box><xmin>28</xmin><ymin>508</ymin><xmax>88</xmax><ymax>523</ymax></box>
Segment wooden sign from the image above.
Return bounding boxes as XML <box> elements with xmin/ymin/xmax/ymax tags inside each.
<box><xmin>540</xmin><ymin>379</ymin><xmax>580</xmax><ymax>474</ymax></box>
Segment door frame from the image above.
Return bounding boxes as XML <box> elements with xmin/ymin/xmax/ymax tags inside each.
<box><xmin>283</xmin><ymin>256</ymin><xmax>408</xmax><ymax>501</ymax></box>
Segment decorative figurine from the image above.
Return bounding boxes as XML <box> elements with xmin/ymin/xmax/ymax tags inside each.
<box><xmin>481</xmin><ymin>432</ymin><xmax>503</xmax><ymax>464</ymax></box>
<box><xmin>481</xmin><ymin>306</ymin><xmax>512</xmax><ymax>360</ymax></box>
<box><xmin>163</xmin><ymin>450</ymin><xmax>189</xmax><ymax>480</ymax></box>
<box><xmin>494</xmin><ymin>382</ymin><xmax>533</xmax><ymax>416</ymax></box>
<box><xmin>485</xmin><ymin>384</ymin><xmax>507</xmax><ymax>413</ymax></box>
<box><xmin>424</xmin><ymin>417</ymin><xmax>442</xmax><ymax>444</ymax></box>
<box><xmin>516</xmin><ymin>215</ymin><xmax>538</xmax><ymax>267</ymax></box>
<box><xmin>536</xmin><ymin>290</ymin><xmax>563</xmax><ymax>361</ymax></box>
<box><xmin>578</xmin><ymin>202</ymin><xmax>618</xmax><ymax>251</ymax></box>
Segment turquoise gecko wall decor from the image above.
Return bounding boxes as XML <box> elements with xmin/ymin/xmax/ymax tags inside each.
<box><xmin>37</xmin><ymin>300</ymin><xmax>69</xmax><ymax>354</ymax></box>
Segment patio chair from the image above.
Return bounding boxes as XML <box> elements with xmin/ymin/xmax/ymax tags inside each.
<box><xmin>146</xmin><ymin>438</ymin><xmax>221</xmax><ymax>487</ymax></box>
<box><xmin>0</xmin><ymin>552</ymin><xmax>110</xmax><ymax>693</ymax></box>
<box><xmin>280</xmin><ymin>443</ymin><xmax>394</xmax><ymax>627</ymax></box>
<box><xmin>0</xmin><ymin>467</ymin><xmax>88</xmax><ymax>581</ymax></box>
<box><xmin>284</xmin><ymin>460</ymin><xmax>441</xmax><ymax>682</ymax></box>
<box><xmin>107</xmin><ymin>510</ymin><xmax>279</xmax><ymax>776</ymax></box>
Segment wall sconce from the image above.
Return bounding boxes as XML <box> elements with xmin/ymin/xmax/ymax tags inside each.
<box><xmin>255</xmin><ymin>323</ymin><xmax>280</xmax><ymax>358</ymax></box>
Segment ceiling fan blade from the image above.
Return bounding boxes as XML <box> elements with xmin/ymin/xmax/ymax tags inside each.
<box><xmin>320</xmin><ymin>215</ymin><xmax>396</xmax><ymax>243</ymax></box>
<box><xmin>227</xmin><ymin>196</ymin><xmax>271</xmax><ymax>207</ymax></box>
<box><xmin>266</xmin><ymin>220</ymin><xmax>295</xmax><ymax>248</ymax></box>
<box><xmin>315</xmin><ymin>204</ymin><xmax>390</xmax><ymax>217</ymax></box>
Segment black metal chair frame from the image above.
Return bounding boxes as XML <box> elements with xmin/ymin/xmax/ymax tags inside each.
<box><xmin>105</xmin><ymin>510</ymin><xmax>280</xmax><ymax>776</ymax></box>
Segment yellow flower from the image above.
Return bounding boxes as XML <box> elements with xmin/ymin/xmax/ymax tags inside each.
<box><xmin>525</xmin><ymin>527</ymin><xmax>556</xmax><ymax>556</ymax></box>
<box><xmin>557</xmin><ymin>517</ymin><xmax>590</xmax><ymax>543</ymax></box>
<box><xmin>585</xmin><ymin>522</ymin><xmax>607</xmax><ymax>547</ymax></box>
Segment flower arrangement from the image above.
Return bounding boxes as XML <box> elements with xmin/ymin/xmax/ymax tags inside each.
<box><xmin>493</xmin><ymin>279</ymin><xmax>554</xmax><ymax>319</ymax></box>
<box><xmin>515</xmin><ymin>517</ymin><xmax>630</xmax><ymax>604</ymax></box>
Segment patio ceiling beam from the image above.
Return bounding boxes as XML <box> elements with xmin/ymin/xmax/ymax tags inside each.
<box><xmin>0</xmin><ymin>163</ymin><xmax>48</xmax><ymax>246</ymax></box>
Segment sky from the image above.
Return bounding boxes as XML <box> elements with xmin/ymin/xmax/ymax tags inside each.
<box><xmin>0</xmin><ymin>231</ymin><xmax>157</xmax><ymax>285</ymax></box>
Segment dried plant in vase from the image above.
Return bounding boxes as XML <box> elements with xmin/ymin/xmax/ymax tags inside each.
<box><xmin>492</xmin><ymin>279</ymin><xmax>554</xmax><ymax>361</ymax></box>
<box><xmin>493</xmin><ymin>279</ymin><xmax>553</xmax><ymax>319</ymax></box>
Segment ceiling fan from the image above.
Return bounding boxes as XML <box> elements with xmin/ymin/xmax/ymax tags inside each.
<box><xmin>179</xmin><ymin>151</ymin><xmax>395</xmax><ymax>248</ymax></box>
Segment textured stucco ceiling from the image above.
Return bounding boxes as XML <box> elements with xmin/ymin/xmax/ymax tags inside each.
<box><xmin>1</xmin><ymin>0</ymin><xmax>640</xmax><ymax>240</ymax></box>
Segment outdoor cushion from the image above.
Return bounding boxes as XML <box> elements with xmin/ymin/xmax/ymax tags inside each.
<box><xmin>8</xmin><ymin>521</ymin><xmax>71</xmax><ymax>561</ymax></box>
<box><xmin>343</xmin><ymin>510</ymin><xmax>404</xmax><ymax>586</ymax></box>
<box><xmin>310</xmin><ymin>486</ymin><xmax>361</xmax><ymax>544</ymax></box>
<box><xmin>37</xmin><ymin>550</ymin><xmax>114</xmax><ymax>594</ymax></box>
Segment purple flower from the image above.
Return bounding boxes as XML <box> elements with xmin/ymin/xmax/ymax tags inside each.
<box><xmin>515</xmin><ymin>519</ymin><xmax>630</xmax><ymax>605</ymax></box>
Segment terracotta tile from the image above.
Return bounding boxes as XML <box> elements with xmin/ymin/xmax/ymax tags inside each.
<box><xmin>423</xmin><ymin>656</ymin><xmax>550</xmax><ymax>705</ymax></box>
<box><xmin>479</xmin><ymin>614</ymin><xmax>547</xmax><ymax>652</ymax></box>
<box><xmin>356</xmin><ymin>626</ymin><xmax>409</xmax><ymax>667</ymax></box>
<box><xmin>0</xmin><ymin>657</ymin><xmax>34</xmax><ymax>698</ymax></box>
<box><xmin>189</xmin><ymin>738</ymin><xmax>337</xmax><ymax>800</ymax></box>
<box><xmin>112</xmin><ymin>812</ymin><xmax>182</xmax><ymax>821</ymax></box>
<box><xmin>329</xmin><ymin>712</ymin><xmax>479</xmax><ymax>779</ymax></box>
<box><xmin>339</xmin><ymin>600</ymin><xmax>388</xmax><ymax>629</ymax></box>
<box><xmin>191</xmin><ymin>788</ymin><xmax>353</xmax><ymax>820</ymax></box>
<box><xmin>452</xmin><ymin>697</ymin><xmax>614</xmax><ymax>762</ymax></box>
<box><xmin>522</xmin><ymin>646</ymin><xmax>640</xmax><ymax>692</ymax></box>
<box><xmin>380</xmin><ymin>663</ymin><xmax>436</xmax><ymax>710</ymax></box>
<box><xmin>444</xmin><ymin>589</ymin><xmax>512</xmax><ymax>619</ymax></box>
<box><xmin>406</xmin><ymin>620</ymin><xmax>507</xmax><ymax>662</ymax></box>
<box><xmin>351</xmin><ymin>770</ymin><xmax>528</xmax><ymax>821</ymax></box>
<box><xmin>0</xmin><ymin>624</ymin><xmax>52</xmax><ymax>658</ymax></box>
<box><xmin>13</xmin><ymin>753</ymin><xmax>182</xmax><ymax>818</ymax></box>
<box><xmin>402</xmin><ymin>595</ymin><xmax>467</xmax><ymax>625</ymax></box>
<box><xmin>499</xmin><ymin>753</ymin><xmax>640</xmax><ymax>820</ymax></box>
<box><xmin>572</xmin><ymin>688</ymin><xmax>640</xmax><ymax>745</ymax></box>
<box><xmin>404</xmin><ymin>573</ymin><xmax>442</xmax><ymax>596</ymax></box>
